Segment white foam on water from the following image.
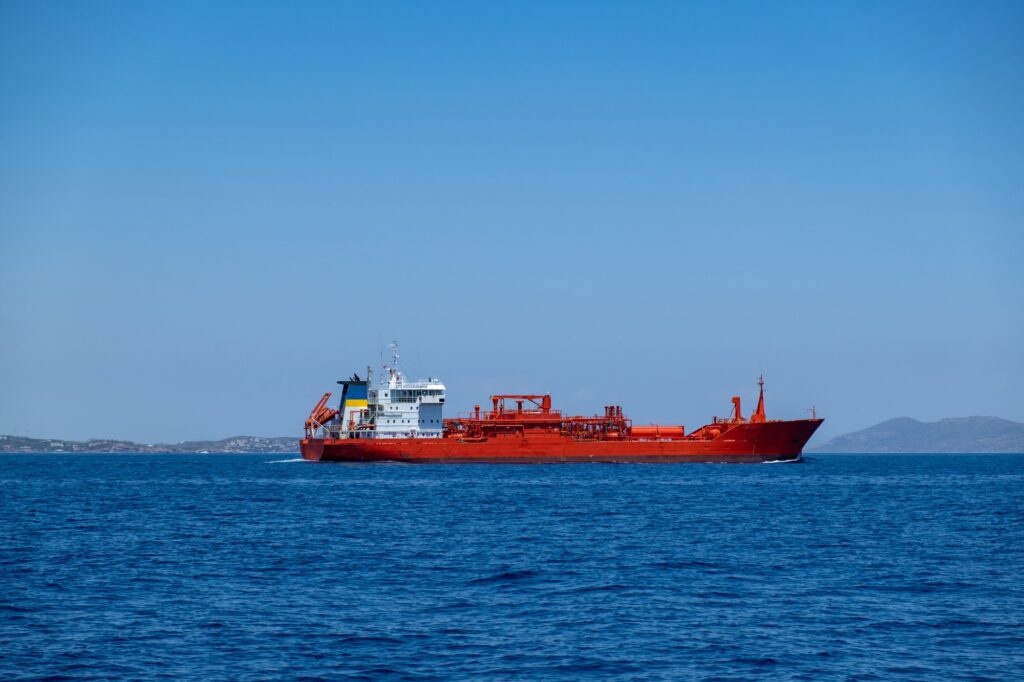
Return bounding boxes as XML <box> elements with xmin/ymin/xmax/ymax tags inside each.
<box><xmin>761</xmin><ymin>455</ymin><xmax>803</xmax><ymax>464</ymax></box>
<box><xmin>266</xmin><ymin>457</ymin><xmax>308</xmax><ymax>464</ymax></box>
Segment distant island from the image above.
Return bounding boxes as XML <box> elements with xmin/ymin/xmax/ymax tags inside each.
<box><xmin>809</xmin><ymin>416</ymin><xmax>1024</xmax><ymax>454</ymax></box>
<box><xmin>0</xmin><ymin>435</ymin><xmax>298</xmax><ymax>454</ymax></box>
<box><xmin>4</xmin><ymin>417</ymin><xmax>1023</xmax><ymax>454</ymax></box>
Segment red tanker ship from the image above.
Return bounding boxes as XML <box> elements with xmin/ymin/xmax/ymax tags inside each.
<box><xmin>300</xmin><ymin>344</ymin><xmax>822</xmax><ymax>464</ymax></box>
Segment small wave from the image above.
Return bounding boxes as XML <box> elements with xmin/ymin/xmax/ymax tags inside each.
<box><xmin>653</xmin><ymin>560</ymin><xmax>719</xmax><ymax>569</ymax></box>
<box><xmin>335</xmin><ymin>635</ymin><xmax>403</xmax><ymax>646</ymax></box>
<box><xmin>468</xmin><ymin>569</ymin><xmax>539</xmax><ymax>585</ymax></box>
<box><xmin>561</xmin><ymin>583</ymin><xmax>630</xmax><ymax>594</ymax></box>
<box><xmin>733</xmin><ymin>656</ymin><xmax>779</xmax><ymax>667</ymax></box>
<box><xmin>266</xmin><ymin>458</ymin><xmax>308</xmax><ymax>464</ymax></box>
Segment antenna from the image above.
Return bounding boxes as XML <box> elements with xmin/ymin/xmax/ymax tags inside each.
<box><xmin>390</xmin><ymin>341</ymin><xmax>400</xmax><ymax>370</ymax></box>
<box><xmin>385</xmin><ymin>341</ymin><xmax>402</xmax><ymax>385</ymax></box>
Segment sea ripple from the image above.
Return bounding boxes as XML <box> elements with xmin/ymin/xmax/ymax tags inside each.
<box><xmin>1</xmin><ymin>454</ymin><xmax>1022</xmax><ymax>680</ymax></box>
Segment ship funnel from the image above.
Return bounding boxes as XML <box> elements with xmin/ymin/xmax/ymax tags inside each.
<box><xmin>337</xmin><ymin>374</ymin><xmax>369</xmax><ymax>432</ymax></box>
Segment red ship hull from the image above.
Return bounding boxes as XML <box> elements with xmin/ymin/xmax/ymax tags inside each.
<box><xmin>301</xmin><ymin>418</ymin><xmax>823</xmax><ymax>464</ymax></box>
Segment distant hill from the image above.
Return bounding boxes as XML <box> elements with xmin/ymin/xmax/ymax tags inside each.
<box><xmin>809</xmin><ymin>417</ymin><xmax>1024</xmax><ymax>453</ymax></box>
<box><xmin>0</xmin><ymin>435</ymin><xmax>298</xmax><ymax>454</ymax></box>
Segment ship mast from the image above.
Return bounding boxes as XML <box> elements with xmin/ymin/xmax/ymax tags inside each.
<box><xmin>384</xmin><ymin>341</ymin><xmax>403</xmax><ymax>387</ymax></box>
<box><xmin>751</xmin><ymin>374</ymin><xmax>767</xmax><ymax>424</ymax></box>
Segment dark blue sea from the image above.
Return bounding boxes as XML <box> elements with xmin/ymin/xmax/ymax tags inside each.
<box><xmin>2</xmin><ymin>454</ymin><xmax>1023</xmax><ymax>680</ymax></box>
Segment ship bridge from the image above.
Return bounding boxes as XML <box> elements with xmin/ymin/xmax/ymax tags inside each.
<box><xmin>355</xmin><ymin>343</ymin><xmax>447</xmax><ymax>439</ymax></box>
<box><xmin>304</xmin><ymin>343</ymin><xmax>447</xmax><ymax>440</ymax></box>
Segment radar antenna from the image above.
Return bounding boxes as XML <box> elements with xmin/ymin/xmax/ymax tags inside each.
<box><xmin>389</xmin><ymin>341</ymin><xmax>400</xmax><ymax>370</ymax></box>
<box><xmin>383</xmin><ymin>341</ymin><xmax>403</xmax><ymax>385</ymax></box>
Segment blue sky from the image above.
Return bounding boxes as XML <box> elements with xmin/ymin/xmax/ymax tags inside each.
<box><xmin>1</xmin><ymin>1</ymin><xmax>1021</xmax><ymax>443</ymax></box>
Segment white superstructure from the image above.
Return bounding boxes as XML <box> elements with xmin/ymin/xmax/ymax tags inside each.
<box><xmin>331</xmin><ymin>342</ymin><xmax>446</xmax><ymax>440</ymax></box>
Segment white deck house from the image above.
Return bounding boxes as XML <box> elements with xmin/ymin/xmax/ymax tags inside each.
<box><xmin>349</xmin><ymin>343</ymin><xmax>446</xmax><ymax>439</ymax></box>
